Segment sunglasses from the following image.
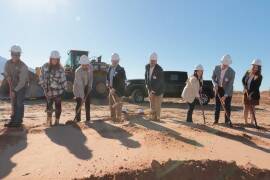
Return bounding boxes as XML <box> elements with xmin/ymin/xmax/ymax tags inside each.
<box><xmin>50</xmin><ymin>58</ymin><xmax>60</xmax><ymax>61</ymax></box>
<box><xmin>11</xmin><ymin>53</ymin><xmax>21</xmax><ymax>57</ymax></box>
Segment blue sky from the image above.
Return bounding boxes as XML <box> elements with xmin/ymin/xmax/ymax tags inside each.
<box><xmin>0</xmin><ymin>0</ymin><xmax>269</xmax><ymax>90</ymax></box>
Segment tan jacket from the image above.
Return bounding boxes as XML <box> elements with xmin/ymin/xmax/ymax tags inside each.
<box><xmin>73</xmin><ymin>65</ymin><xmax>93</xmax><ymax>99</ymax></box>
<box><xmin>181</xmin><ymin>76</ymin><xmax>202</xmax><ymax>103</ymax></box>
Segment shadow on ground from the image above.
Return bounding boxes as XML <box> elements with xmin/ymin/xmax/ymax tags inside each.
<box><xmin>0</xmin><ymin>128</ymin><xmax>28</xmax><ymax>179</ymax></box>
<box><xmin>45</xmin><ymin>123</ymin><xmax>92</xmax><ymax>160</ymax></box>
<box><xmin>177</xmin><ymin>121</ymin><xmax>270</xmax><ymax>154</ymax></box>
<box><xmin>87</xmin><ymin>120</ymin><xmax>141</xmax><ymax>149</ymax></box>
<box><xmin>129</xmin><ymin>117</ymin><xmax>203</xmax><ymax>147</ymax></box>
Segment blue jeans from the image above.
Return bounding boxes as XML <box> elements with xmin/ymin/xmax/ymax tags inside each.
<box><xmin>11</xmin><ymin>88</ymin><xmax>26</xmax><ymax>124</ymax></box>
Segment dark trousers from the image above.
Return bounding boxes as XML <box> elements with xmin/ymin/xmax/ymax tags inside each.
<box><xmin>215</xmin><ymin>87</ymin><xmax>232</xmax><ymax>123</ymax></box>
<box><xmin>10</xmin><ymin>87</ymin><xmax>26</xmax><ymax>124</ymax></box>
<box><xmin>187</xmin><ymin>100</ymin><xmax>196</xmax><ymax>122</ymax></box>
<box><xmin>47</xmin><ymin>96</ymin><xmax>62</xmax><ymax>119</ymax></box>
<box><xmin>75</xmin><ymin>87</ymin><xmax>90</xmax><ymax>121</ymax></box>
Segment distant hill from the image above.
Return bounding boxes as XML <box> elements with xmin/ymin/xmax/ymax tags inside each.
<box><xmin>0</xmin><ymin>56</ymin><xmax>7</xmax><ymax>80</ymax></box>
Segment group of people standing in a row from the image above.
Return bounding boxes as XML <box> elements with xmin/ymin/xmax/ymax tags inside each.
<box><xmin>3</xmin><ymin>45</ymin><xmax>263</xmax><ymax>128</ymax></box>
<box><xmin>182</xmin><ymin>55</ymin><xmax>263</xmax><ymax>127</ymax></box>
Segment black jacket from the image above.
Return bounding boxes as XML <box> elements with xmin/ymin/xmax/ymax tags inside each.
<box><xmin>145</xmin><ymin>64</ymin><xmax>164</xmax><ymax>96</ymax></box>
<box><xmin>107</xmin><ymin>64</ymin><xmax>126</xmax><ymax>97</ymax></box>
<box><xmin>242</xmin><ymin>71</ymin><xmax>263</xmax><ymax>101</ymax></box>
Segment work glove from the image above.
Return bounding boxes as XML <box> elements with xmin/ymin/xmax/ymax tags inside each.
<box><xmin>110</xmin><ymin>88</ymin><xmax>116</xmax><ymax>95</ymax></box>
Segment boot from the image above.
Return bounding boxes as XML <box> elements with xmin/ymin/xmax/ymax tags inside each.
<box><xmin>4</xmin><ymin>121</ymin><xmax>22</xmax><ymax>128</ymax></box>
<box><xmin>47</xmin><ymin>116</ymin><xmax>52</xmax><ymax>127</ymax></box>
<box><xmin>54</xmin><ymin>118</ymin><xmax>60</xmax><ymax>126</ymax></box>
<box><xmin>74</xmin><ymin>115</ymin><xmax>81</xmax><ymax>122</ymax></box>
<box><xmin>151</xmin><ymin>113</ymin><xmax>158</xmax><ymax>121</ymax></box>
<box><xmin>155</xmin><ymin>118</ymin><xmax>161</xmax><ymax>122</ymax></box>
<box><xmin>116</xmin><ymin>117</ymin><xmax>124</xmax><ymax>123</ymax></box>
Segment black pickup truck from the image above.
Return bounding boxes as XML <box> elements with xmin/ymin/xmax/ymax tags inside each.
<box><xmin>125</xmin><ymin>71</ymin><xmax>215</xmax><ymax>104</ymax></box>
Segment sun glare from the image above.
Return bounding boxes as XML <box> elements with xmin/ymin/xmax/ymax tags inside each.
<box><xmin>10</xmin><ymin>0</ymin><xmax>70</xmax><ymax>14</ymax></box>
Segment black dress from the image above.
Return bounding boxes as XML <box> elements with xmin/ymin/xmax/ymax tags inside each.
<box><xmin>242</xmin><ymin>71</ymin><xmax>263</xmax><ymax>106</ymax></box>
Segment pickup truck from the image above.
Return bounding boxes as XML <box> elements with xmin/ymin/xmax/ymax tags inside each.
<box><xmin>125</xmin><ymin>71</ymin><xmax>215</xmax><ymax>105</ymax></box>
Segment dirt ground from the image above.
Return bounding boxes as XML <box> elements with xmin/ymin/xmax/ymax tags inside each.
<box><xmin>0</xmin><ymin>92</ymin><xmax>270</xmax><ymax>180</ymax></box>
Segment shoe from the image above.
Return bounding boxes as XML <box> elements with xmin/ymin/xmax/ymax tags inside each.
<box><xmin>225</xmin><ymin>121</ymin><xmax>233</xmax><ymax>127</ymax></box>
<box><xmin>228</xmin><ymin>122</ymin><xmax>233</xmax><ymax>128</ymax></box>
<box><xmin>5</xmin><ymin>123</ymin><xmax>22</xmax><ymax>128</ymax></box>
<box><xmin>4</xmin><ymin>119</ymin><xmax>13</xmax><ymax>127</ymax></box>
<box><xmin>115</xmin><ymin>118</ymin><xmax>123</xmax><ymax>123</ymax></box>
<box><xmin>75</xmin><ymin>118</ymin><xmax>81</xmax><ymax>122</ymax></box>
<box><xmin>4</xmin><ymin>122</ymin><xmax>11</xmax><ymax>127</ymax></box>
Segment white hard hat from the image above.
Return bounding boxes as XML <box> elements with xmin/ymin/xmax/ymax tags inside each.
<box><xmin>150</xmin><ymin>52</ymin><xmax>158</xmax><ymax>61</ymax></box>
<box><xmin>10</xmin><ymin>45</ymin><xmax>22</xmax><ymax>53</ymax></box>
<box><xmin>79</xmin><ymin>55</ymin><xmax>90</xmax><ymax>65</ymax></box>
<box><xmin>111</xmin><ymin>53</ymin><xmax>120</xmax><ymax>61</ymax></box>
<box><xmin>194</xmin><ymin>64</ymin><xmax>204</xmax><ymax>71</ymax></box>
<box><xmin>251</xmin><ymin>59</ymin><xmax>262</xmax><ymax>66</ymax></box>
<box><xmin>220</xmin><ymin>54</ymin><xmax>232</xmax><ymax>65</ymax></box>
<box><xmin>50</xmin><ymin>50</ymin><xmax>61</xmax><ymax>59</ymax></box>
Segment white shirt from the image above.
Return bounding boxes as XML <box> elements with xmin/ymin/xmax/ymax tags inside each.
<box><xmin>109</xmin><ymin>66</ymin><xmax>116</xmax><ymax>87</ymax></box>
<box><xmin>247</xmin><ymin>74</ymin><xmax>254</xmax><ymax>90</ymax></box>
<box><xmin>149</xmin><ymin>65</ymin><xmax>155</xmax><ymax>80</ymax></box>
<box><xmin>219</xmin><ymin>67</ymin><xmax>228</xmax><ymax>87</ymax></box>
<box><xmin>81</xmin><ymin>69</ymin><xmax>90</xmax><ymax>88</ymax></box>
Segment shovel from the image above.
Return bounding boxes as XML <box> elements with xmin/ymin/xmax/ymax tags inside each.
<box><xmin>74</xmin><ymin>88</ymin><xmax>91</xmax><ymax>122</ymax></box>
<box><xmin>217</xmin><ymin>93</ymin><xmax>233</xmax><ymax>127</ymax></box>
<box><xmin>245</xmin><ymin>91</ymin><xmax>259</xmax><ymax>129</ymax></box>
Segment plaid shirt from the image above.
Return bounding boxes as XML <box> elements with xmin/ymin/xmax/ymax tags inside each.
<box><xmin>39</xmin><ymin>63</ymin><xmax>67</xmax><ymax>98</ymax></box>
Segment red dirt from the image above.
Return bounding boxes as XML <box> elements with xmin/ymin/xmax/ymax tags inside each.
<box><xmin>80</xmin><ymin>159</ymin><xmax>270</xmax><ymax>180</ymax></box>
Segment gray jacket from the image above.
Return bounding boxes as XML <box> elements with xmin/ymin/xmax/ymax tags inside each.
<box><xmin>4</xmin><ymin>60</ymin><xmax>29</xmax><ymax>92</ymax></box>
<box><xmin>212</xmin><ymin>65</ymin><xmax>235</xmax><ymax>96</ymax></box>
<box><xmin>73</xmin><ymin>65</ymin><xmax>93</xmax><ymax>99</ymax></box>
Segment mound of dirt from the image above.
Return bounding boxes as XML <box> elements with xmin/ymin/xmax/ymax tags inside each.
<box><xmin>80</xmin><ymin>160</ymin><xmax>270</xmax><ymax>180</ymax></box>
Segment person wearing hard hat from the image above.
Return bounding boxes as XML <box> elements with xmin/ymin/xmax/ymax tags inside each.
<box><xmin>242</xmin><ymin>59</ymin><xmax>263</xmax><ymax>125</ymax></box>
<box><xmin>182</xmin><ymin>65</ymin><xmax>204</xmax><ymax>123</ymax></box>
<box><xmin>106</xmin><ymin>53</ymin><xmax>126</xmax><ymax>123</ymax></box>
<box><xmin>3</xmin><ymin>45</ymin><xmax>29</xmax><ymax>128</ymax></box>
<box><xmin>39</xmin><ymin>51</ymin><xmax>67</xmax><ymax>126</ymax></box>
<box><xmin>145</xmin><ymin>52</ymin><xmax>164</xmax><ymax>122</ymax></box>
<box><xmin>212</xmin><ymin>54</ymin><xmax>235</xmax><ymax>127</ymax></box>
<box><xmin>73</xmin><ymin>55</ymin><xmax>93</xmax><ymax>122</ymax></box>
